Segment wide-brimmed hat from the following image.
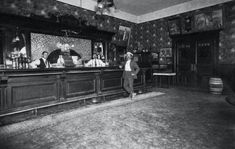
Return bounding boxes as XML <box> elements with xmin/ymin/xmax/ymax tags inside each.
<box><xmin>126</xmin><ymin>52</ymin><xmax>133</xmax><ymax>56</ymax></box>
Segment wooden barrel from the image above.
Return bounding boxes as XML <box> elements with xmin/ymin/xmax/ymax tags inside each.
<box><xmin>209</xmin><ymin>77</ymin><xmax>223</xmax><ymax>94</ymax></box>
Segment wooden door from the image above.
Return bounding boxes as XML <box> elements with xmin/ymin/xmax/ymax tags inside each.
<box><xmin>0</xmin><ymin>30</ymin><xmax>3</xmax><ymax>64</ymax></box>
<box><xmin>173</xmin><ymin>30</ymin><xmax>219</xmax><ymax>86</ymax></box>
<box><xmin>196</xmin><ymin>39</ymin><xmax>214</xmax><ymax>76</ymax></box>
<box><xmin>177</xmin><ymin>39</ymin><xmax>195</xmax><ymax>73</ymax></box>
<box><xmin>176</xmin><ymin>39</ymin><xmax>197</xmax><ymax>85</ymax></box>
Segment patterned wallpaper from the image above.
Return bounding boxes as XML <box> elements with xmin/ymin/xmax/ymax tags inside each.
<box><xmin>130</xmin><ymin>20</ymin><xmax>171</xmax><ymax>53</ymax></box>
<box><xmin>0</xmin><ymin>0</ymin><xmax>136</xmax><ymax>49</ymax></box>
<box><xmin>219</xmin><ymin>2</ymin><xmax>235</xmax><ymax>64</ymax></box>
<box><xmin>130</xmin><ymin>1</ymin><xmax>235</xmax><ymax>64</ymax></box>
<box><xmin>31</xmin><ymin>33</ymin><xmax>91</xmax><ymax>61</ymax></box>
<box><xmin>0</xmin><ymin>0</ymin><xmax>235</xmax><ymax>64</ymax></box>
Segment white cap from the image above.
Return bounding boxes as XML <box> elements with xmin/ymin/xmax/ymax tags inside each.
<box><xmin>126</xmin><ymin>52</ymin><xmax>133</xmax><ymax>56</ymax></box>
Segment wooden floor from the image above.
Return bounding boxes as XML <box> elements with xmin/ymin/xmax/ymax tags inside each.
<box><xmin>0</xmin><ymin>87</ymin><xmax>235</xmax><ymax>149</ymax></box>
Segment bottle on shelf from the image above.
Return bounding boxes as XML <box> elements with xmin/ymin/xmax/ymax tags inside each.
<box><xmin>18</xmin><ymin>54</ymin><xmax>23</xmax><ymax>69</ymax></box>
<box><xmin>23</xmin><ymin>57</ymin><xmax>26</xmax><ymax>69</ymax></box>
<box><xmin>12</xmin><ymin>57</ymin><xmax>16</xmax><ymax>69</ymax></box>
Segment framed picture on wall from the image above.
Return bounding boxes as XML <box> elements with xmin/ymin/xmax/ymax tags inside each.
<box><xmin>183</xmin><ymin>16</ymin><xmax>192</xmax><ymax>32</ymax></box>
<box><xmin>194</xmin><ymin>9</ymin><xmax>223</xmax><ymax>30</ymax></box>
<box><xmin>212</xmin><ymin>9</ymin><xmax>223</xmax><ymax>28</ymax></box>
<box><xmin>167</xmin><ymin>17</ymin><xmax>181</xmax><ymax>35</ymax></box>
<box><xmin>160</xmin><ymin>48</ymin><xmax>172</xmax><ymax>57</ymax></box>
<box><xmin>118</xmin><ymin>25</ymin><xmax>131</xmax><ymax>46</ymax></box>
<box><xmin>93</xmin><ymin>41</ymin><xmax>105</xmax><ymax>60</ymax></box>
<box><xmin>194</xmin><ymin>13</ymin><xmax>212</xmax><ymax>30</ymax></box>
<box><xmin>159</xmin><ymin>48</ymin><xmax>173</xmax><ymax>65</ymax></box>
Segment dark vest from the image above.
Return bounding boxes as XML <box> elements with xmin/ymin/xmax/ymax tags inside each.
<box><xmin>38</xmin><ymin>58</ymin><xmax>49</xmax><ymax>69</ymax></box>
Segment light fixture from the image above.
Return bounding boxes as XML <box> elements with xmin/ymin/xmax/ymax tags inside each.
<box><xmin>12</xmin><ymin>27</ymin><xmax>20</xmax><ymax>43</ymax></box>
<box><xmin>95</xmin><ymin>0</ymin><xmax>116</xmax><ymax>15</ymax></box>
<box><xmin>56</xmin><ymin>30</ymin><xmax>76</xmax><ymax>52</ymax></box>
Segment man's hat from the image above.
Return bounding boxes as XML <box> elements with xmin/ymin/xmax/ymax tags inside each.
<box><xmin>126</xmin><ymin>52</ymin><xmax>133</xmax><ymax>56</ymax></box>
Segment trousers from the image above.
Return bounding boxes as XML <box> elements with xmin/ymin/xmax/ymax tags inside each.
<box><xmin>123</xmin><ymin>71</ymin><xmax>134</xmax><ymax>94</ymax></box>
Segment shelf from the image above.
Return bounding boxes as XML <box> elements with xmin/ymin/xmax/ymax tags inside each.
<box><xmin>158</xmin><ymin>56</ymin><xmax>172</xmax><ymax>58</ymax></box>
<box><xmin>133</xmin><ymin>51</ymin><xmax>151</xmax><ymax>54</ymax></box>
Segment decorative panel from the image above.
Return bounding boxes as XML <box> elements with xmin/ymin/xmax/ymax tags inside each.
<box><xmin>31</xmin><ymin>33</ymin><xmax>91</xmax><ymax>61</ymax></box>
<box><xmin>11</xmin><ymin>82</ymin><xmax>58</xmax><ymax>106</ymax></box>
<box><xmin>0</xmin><ymin>87</ymin><xmax>3</xmax><ymax>109</ymax></box>
<box><xmin>66</xmin><ymin>79</ymin><xmax>96</xmax><ymax>97</ymax></box>
<box><xmin>134</xmin><ymin>74</ymin><xmax>143</xmax><ymax>86</ymax></box>
<box><xmin>145</xmin><ymin>68</ymin><xmax>153</xmax><ymax>83</ymax></box>
<box><xmin>100</xmin><ymin>71</ymin><xmax>122</xmax><ymax>91</ymax></box>
<box><xmin>101</xmin><ymin>78</ymin><xmax>122</xmax><ymax>91</ymax></box>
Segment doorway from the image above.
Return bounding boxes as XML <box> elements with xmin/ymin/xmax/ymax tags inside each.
<box><xmin>173</xmin><ymin>30</ymin><xmax>220</xmax><ymax>87</ymax></box>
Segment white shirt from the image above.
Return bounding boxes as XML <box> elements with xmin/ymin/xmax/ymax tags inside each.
<box><xmin>85</xmin><ymin>59</ymin><xmax>105</xmax><ymax>67</ymax></box>
<box><xmin>30</xmin><ymin>58</ymin><xmax>51</xmax><ymax>68</ymax></box>
<box><xmin>125</xmin><ymin>60</ymin><xmax>131</xmax><ymax>71</ymax></box>
<box><xmin>57</xmin><ymin>57</ymin><xmax>65</xmax><ymax>65</ymax></box>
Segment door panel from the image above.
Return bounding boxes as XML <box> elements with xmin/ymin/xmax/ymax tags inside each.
<box><xmin>177</xmin><ymin>40</ymin><xmax>195</xmax><ymax>72</ymax></box>
<box><xmin>196</xmin><ymin>40</ymin><xmax>213</xmax><ymax>75</ymax></box>
<box><xmin>174</xmin><ymin>31</ymin><xmax>219</xmax><ymax>87</ymax></box>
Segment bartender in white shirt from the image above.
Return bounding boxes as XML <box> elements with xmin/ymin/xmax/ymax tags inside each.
<box><xmin>57</xmin><ymin>55</ymin><xmax>65</xmax><ymax>66</ymax></box>
<box><xmin>30</xmin><ymin>51</ymin><xmax>51</xmax><ymax>69</ymax></box>
<box><xmin>85</xmin><ymin>54</ymin><xmax>105</xmax><ymax>67</ymax></box>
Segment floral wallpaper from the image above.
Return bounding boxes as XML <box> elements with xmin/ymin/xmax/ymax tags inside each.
<box><xmin>130</xmin><ymin>20</ymin><xmax>171</xmax><ymax>53</ymax></box>
<box><xmin>219</xmin><ymin>2</ymin><xmax>235</xmax><ymax>64</ymax></box>
<box><xmin>130</xmin><ymin>1</ymin><xmax>235</xmax><ymax>64</ymax></box>
<box><xmin>0</xmin><ymin>0</ymin><xmax>136</xmax><ymax>49</ymax></box>
<box><xmin>0</xmin><ymin>0</ymin><xmax>235</xmax><ymax>64</ymax></box>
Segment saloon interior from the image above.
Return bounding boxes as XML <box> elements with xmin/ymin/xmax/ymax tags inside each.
<box><xmin>0</xmin><ymin>0</ymin><xmax>235</xmax><ymax>148</ymax></box>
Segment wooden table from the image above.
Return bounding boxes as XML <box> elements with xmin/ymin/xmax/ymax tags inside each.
<box><xmin>153</xmin><ymin>72</ymin><xmax>176</xmax><ymax>88</ymax></box>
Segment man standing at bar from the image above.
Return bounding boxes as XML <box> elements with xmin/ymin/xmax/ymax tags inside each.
<box><xmin>121</xmin><ymin>52</ymin><xmax>140</xmax><ymax>99</ymax></box>
<box><xmin>30</xmin><ymin>51</ymin><xmax>51</xmax><ymax>69</ymax></box>
<box><xmin>85</xmin><ymin>53</ymin><xmax>105</xmax><ymax>67</ymax></box>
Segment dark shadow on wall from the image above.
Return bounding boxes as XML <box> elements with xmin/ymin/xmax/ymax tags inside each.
<box><xmin>47</xmin><ymin>49</ymin><xmax>81</xmax><ymax>63</ymax></box>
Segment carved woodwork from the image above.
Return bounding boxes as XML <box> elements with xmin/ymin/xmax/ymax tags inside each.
<box><xmin>0</xmin><ymin>67</ymin><xmax>152</xmax><ymax>116</ymax></box>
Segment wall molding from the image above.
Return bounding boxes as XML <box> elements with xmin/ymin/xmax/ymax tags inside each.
<box><xmin>57</xmin><ymin>0</ymin><xmax>233</xmax><ymax>24</ymax></box>
<box><xmin>137</xmin><ymin>0</ymin><xmax>233</xmax><ymax>23</ymax></box>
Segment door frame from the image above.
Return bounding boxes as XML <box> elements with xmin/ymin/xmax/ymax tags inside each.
<box><xmin>171</xmin><ymin>30</ymin><xmax>220</xmax><ymax>85</ymax></box>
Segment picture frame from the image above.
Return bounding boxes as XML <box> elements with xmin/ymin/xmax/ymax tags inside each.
<box><xmin>194</xmin><ymin>13</ymin><xmax>211</xmax><ymax>30</ymax></box>
<box><xmin>93</xmin><ymin>41</ymin><xmax>105</xmax><ymax>60</ymax></box>
<box><xmin>194</xmin><ymin>9</ymin><xmax>223</xmax><ymax>30</ymax></box>
<box><xmin>118</xmin><ymin>25</ymin><xmax>131</xmax><ymax>46</ymax></box>
<box><xmin>167</xmin><ymin>17</ymin><xmax>181</xmax><ymax>35</ymax></box>
<box><xmin>160</xmin><ymin>48</ymin><xmax>172</xmax><ymax>57</ymax></box>
<box><xmin>183</xmin><ymin>16</ymin><xmax>193</xmax><ymax>32</ymax></box>
<box><xmin>212</xmin><ymin>9</ymin><xmax>223</xmax><ymax>28</ymax></box>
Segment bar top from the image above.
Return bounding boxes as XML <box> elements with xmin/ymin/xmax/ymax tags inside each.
<box><xmin>0</xmin><ymin>66</ymin><xmax>121</xmax><ymax>73</ymax></box>
<box><xmin>0</xmin><ymin>66</ymin><xmax>151</xmax><ymax>75</ymax></box>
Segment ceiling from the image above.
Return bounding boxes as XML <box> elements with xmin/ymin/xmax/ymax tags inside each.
<box><xmin>58</xmin><ymin>0</ymin><xmax>232</xmax><ymax>23</ymax></box>
<box><xmin>114</xmin><ymin>0</ymin><xmax>192</xmax><ymax>15</ymax></box>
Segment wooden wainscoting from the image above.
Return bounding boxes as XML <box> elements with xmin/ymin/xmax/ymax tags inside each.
<box><xmin>0</xmin><ymin>85</ymin><xmax>7</xmax><ymax>110</ymax></box>
<box><xmin>6</xmin><ymin>74</ymin><xmax>59</xmax><ymax>108</ymax></box>
<box><xmin>0</xmin><ymin>67</ymin><xmax>152</xmax><ymax>117</ymax></box>
<box><xmin>101</xmin><ymin>70</ymin><xmax>123</xmax><ymax>91</ymax></box>
<box><xmin>134</xmin><ymin>72</ymin><xmax>143</xmax><ymax>86</ymax></box>
<box><xmin>65</xmin><ymin>72</ymin><xmax>97</xmax><ymax>98</ymax></box>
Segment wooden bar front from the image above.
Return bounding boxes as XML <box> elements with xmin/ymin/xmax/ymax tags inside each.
<box><xmin>0</xmin><ymin>67</ymin><xmax>152</xmax><ymax>116</ymax></box>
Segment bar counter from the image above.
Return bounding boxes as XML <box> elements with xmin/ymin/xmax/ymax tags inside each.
<box><xmin>0</xmin><ymin>67</ymin><xmax>152</xmax><ymax>117</ymax></box>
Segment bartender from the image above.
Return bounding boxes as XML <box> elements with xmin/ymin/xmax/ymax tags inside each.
<box><xmin>57</xmin><ymin>50</ymin><xmax>75</xmax><ymax>67</ymax></box>
<box><xmin>30</xmin><ymin>51</ymin><xmax>51</xmax><ymax>69</ymax></box>
<box><xmin>85</xmin><ymin>54</ymin><xmax>105</xmax><ymax>67</ymax></box>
